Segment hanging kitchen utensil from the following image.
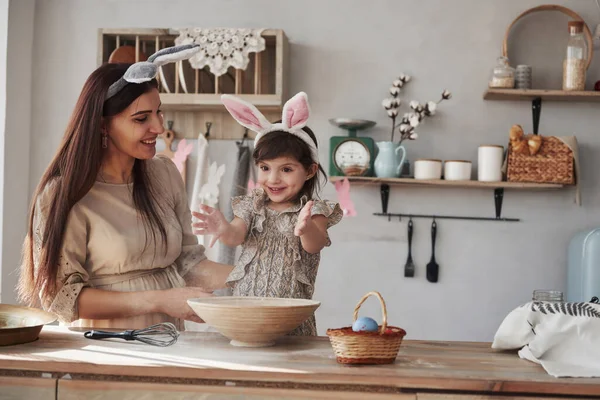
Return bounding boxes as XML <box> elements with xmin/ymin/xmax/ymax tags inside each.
<box><xmin>84</xmin><ymin>322</ymin><xmax>179</xmax><ymax>347</ymax></box>
<box><xmin>404</xmin><ymin>218</ymin><xmax>415</xmax><ymax>278</ymax></box>
<box><xmin>0</xmin><ymin>304</ymin><xmax>57</xmax><ymax>346</ymax></box>
<box><xmin>426</xmin><ymin>219</ymin><xmax>439</xmax><ymax>283</ymax></box>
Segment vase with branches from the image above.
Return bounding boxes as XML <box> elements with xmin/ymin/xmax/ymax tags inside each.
<box><xmin>375</xmin><ymin>74</ymin><xmax>452</xmax><ymax>178</ymax></box>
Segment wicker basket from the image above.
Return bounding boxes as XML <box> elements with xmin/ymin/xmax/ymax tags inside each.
<box><xmin>507</xmin><ymin>135</ymin><xmax>574</xmax><ymax>184</ymax></box>
<box><xmin>326</xmin><ymin>291</ymin><xmax>406</xmax><ymax>365</ymax></box>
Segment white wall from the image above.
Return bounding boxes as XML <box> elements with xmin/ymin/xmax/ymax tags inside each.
<box><xmin>0</xmin><ymin>0</ymin><xmax>8</xmax><ymax>301</ymax></box>
<box><xmin>0</xmin><ymin>0</ymin><xmax>34</xmax><ymax>304</ymax></box>
<box><xmin>24</xmin><ymin>0</ymin><xmax>600</xmax><ymax>340</ymax></box>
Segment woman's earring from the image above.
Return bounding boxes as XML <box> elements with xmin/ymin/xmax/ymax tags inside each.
<box><xmin>102</xmin><ymin>135</ymin><xmax>108</xmax><ymax>149</ymax></box>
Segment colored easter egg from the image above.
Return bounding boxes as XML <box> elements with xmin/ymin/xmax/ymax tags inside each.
<box><xmin>352</xmin><ymin>316</ymin><xmax>379</xmax><ymax>332</ymax></box>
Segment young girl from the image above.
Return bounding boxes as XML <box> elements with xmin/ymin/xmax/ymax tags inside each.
<box><xmin>192</xmin><ymin>92</ymin><xmax>342</xmax><ymax>336</ymax></box>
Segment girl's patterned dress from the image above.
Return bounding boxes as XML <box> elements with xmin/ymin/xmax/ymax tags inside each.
<box><xmin>225</xmin><ymin>188</ymin><xmax>342</xmax><ymax>336</ymax></box>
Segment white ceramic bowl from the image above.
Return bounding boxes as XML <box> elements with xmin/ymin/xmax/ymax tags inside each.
<box><xmin>187</xmin><ymin>297</ymin><xmax>321</xmax><ymax>347</ymax></box>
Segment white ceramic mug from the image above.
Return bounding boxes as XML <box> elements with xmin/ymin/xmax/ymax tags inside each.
<box><xmin>414</xmin><ymin>159</ymin><xmax>442</xmax><ymax>180</ymax></box>
<box><xmin>444</xmin><ymin>160</ymin><xmax>472</xmax><ymax>181</ymax></box>
<box><xmin>478</xmin><ymin>145</ymin><xmax>504</xmax><ymax>182</ymax></box>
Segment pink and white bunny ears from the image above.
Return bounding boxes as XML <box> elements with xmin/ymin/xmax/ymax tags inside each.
<box><xmin>221</xmin><ymin>92</ymin><xmax>319</xmax><ymax>163</ymax></box>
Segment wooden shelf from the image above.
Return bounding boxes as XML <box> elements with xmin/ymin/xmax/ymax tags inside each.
<box><xmin>160</xmin><ymin>93</ymin><xmax>282</xmax><ymax>112</ymax></box>
<box><xmin>329</xmin><ymin>176</ymin><xmax>565</xmax><ymax>190</ymax></box>
<box><xmin>330</xmin><ymin>176</ymin><xmax>568</xmax><ymax>222</ymax></box>
<box><xmin>483</xmin><ymin>89</ymin><xmax>600</xmax><ymax>102</ymax></box>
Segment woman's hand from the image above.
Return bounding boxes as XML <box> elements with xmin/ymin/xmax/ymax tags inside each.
<box><xmin>155</xmin><ymin>287</ymin><xmax>213</xmax><ymax>323</ymax></box>
<box><xmin>78</xmin><ymin>287</ymin><xmax>213</xmax><ymax>323</ymax></box>
<box><xmin>184</xmin><ymin>259</ymin><xmax>234</xmax><ymax>292</ymax></box>
<box><xmin>192</xmin><ymin>204</ymin><xmax>229</xmax><ymax>248</ymax></box>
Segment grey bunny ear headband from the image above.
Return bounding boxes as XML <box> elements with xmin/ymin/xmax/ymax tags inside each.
<box><xmin>105</xmin><ymin>44</ymin><xmax>201</xmax><ymax>100</ymax></box>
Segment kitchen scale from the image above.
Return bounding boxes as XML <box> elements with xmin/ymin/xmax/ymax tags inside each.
<box><xmin>328</xmin><ymin>118</ymin><xmax>376</xmax><ymax>177</ymax></box>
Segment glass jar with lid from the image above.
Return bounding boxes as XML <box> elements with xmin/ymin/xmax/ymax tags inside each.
<box><xmin>489</xmin><ymin>56</ymin><xmax>515</xmax><ymax>88</ymax></box>
<box><xmin>563</xmin><ymin>20</ymin><xmax>587</xmax><ymax>91</ymax></box>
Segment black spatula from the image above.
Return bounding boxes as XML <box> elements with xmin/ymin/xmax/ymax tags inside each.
<box><xmin>404</xmin><ymin>219</ymin><xmax>415</xmax><ymax>277</ymax></box>
<box><xmin>426</xmin><ymin>220</ymin><xmax>439</xmax><ymax>283</ymax></box>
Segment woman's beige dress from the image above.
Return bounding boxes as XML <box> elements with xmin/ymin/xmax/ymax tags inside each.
<box><xmin>32</xmin><ymin>156</ymin><xmax>206</xmax><ymax>330</ymax></box>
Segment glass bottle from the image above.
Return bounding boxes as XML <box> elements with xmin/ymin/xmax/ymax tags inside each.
<box><xmin>532</xmin><ymin>290</ymin><xmax>564</xmax><ymax>302</ymax></box>
<box><xmin>489</xmin><ymin>56</ymin><xmax>515</xmax><ymax>88</ymax></box>
<box><xmin>563</xmin><ymin>21</ymin><xmax>587</xmax><ymax>91</ymax></box>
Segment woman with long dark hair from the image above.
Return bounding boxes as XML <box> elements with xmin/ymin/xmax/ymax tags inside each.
<box><xmin>18</xmin><ymin>47</ymin><xmax>232</xmax><ymax>329</ymax></box>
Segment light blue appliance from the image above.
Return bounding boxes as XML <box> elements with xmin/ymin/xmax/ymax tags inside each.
<box><xmin>567</xmin><ymin>228</ymin><xmax>600</xmax><ymax>302</ymax></box>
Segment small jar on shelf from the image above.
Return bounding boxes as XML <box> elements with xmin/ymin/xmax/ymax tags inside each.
<box><xmin>515</xmin><ymin>65</ymin><xmax>532</xmax><ymax>89</ymax></box>
<box><xmin>489</xmin><ymin>56</ymin><xmax>515</xmax><ymax>88</ymax></box>
<box><xmin>563</xmin><ymin>21</ymin><xmax>587</xmax><ymax>91</ymax></box>
<box><xmin>532</xmin><ymin>290</ymin><xmax>564</xmax><ymax>302</ymax></box>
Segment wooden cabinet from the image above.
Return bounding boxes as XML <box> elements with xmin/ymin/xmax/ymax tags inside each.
<box><xmin>0</xmin><ymin>375</ymin><xmax>56</xmax><ymax>400</ymax></box>
<box><xmin>2</xmin><ymin>376</ymin><xmax>597</xmax><ymax>400</ymax></box>
<box><xmin>417</xmin><ymin>395</ymin><xmax>593</xmax><ymax>400</ymax></box>
<box><xmin>1</xmin><ymin>327</ymin><xmax>598</xmax><ymax>399</ymax></box>
<box><xmin>57</xmin><ymin>379</ymin><xmax>415</xmax><ymax>400</ymax></box>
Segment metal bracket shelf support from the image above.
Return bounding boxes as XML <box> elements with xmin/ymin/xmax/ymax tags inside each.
<box><xmin>378</xmin><ymin>184</ymin><xmax>519</xmax><ymax>222</ymax></box>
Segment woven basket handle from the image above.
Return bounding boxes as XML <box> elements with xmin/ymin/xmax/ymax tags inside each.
<box><xmin>502</xmin><ymin>4</ymin><xmax>593</xmax><ymax>70</ymax></box>
<box><xmin>353</xmin><ymin>291</ymin><xmax>388</xmax><ymax>335</ymax></box>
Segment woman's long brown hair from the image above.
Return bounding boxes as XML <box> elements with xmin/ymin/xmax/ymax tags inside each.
<box><xmin>18</xmin><ymin>63</ymin><xmax>168</xmax><ymax>306</ymax></box>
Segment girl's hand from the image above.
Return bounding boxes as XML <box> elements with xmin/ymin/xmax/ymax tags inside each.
<box><xmin>155</xmin><ymin>287</ymin><xmax>213</xmax><ymax>323</ymax></box>
<box><xmin>294</xmin><ymin>200</ymin><xmax>314</xmax><ymax>237</ymax></box>
<box><xmin>192</xmin><ymin>204</ymin><xmax>229</xmax><ymax>248</ymax></box>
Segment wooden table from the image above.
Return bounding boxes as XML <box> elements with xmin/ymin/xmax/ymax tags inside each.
<box><xmin>0</xmin><ymin>326</ymin><xmax>599</xmax><ymax>399</ymax></box>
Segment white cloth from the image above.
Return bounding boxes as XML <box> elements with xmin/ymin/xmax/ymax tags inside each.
<box><xmin>492</xmin><ymin>301</ymin><xmax>600</xmax><ymax>377</ymax></box>
<box><xmin>191</xmin><ymin>134</ymin><xmax>209</xmax><ymax>246</ymax></box>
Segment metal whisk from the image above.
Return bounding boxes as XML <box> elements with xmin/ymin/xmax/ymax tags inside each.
<box><xmin>84</xmin><ymin>322</ymin><xmax>179</xmax><ymax>347</ymax></box>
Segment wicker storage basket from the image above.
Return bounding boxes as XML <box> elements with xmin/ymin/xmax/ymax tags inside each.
<box><xmin>326</xmin><ymin>291</ymin><xmax>406</xmax><ymax>365</ymax></box>
<box><xmin>507</xmin><ymin>135</ymin><xmax>574</xmax><ymax>184</ymax></box>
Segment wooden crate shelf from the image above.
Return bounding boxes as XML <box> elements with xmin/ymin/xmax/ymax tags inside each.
<box><xmin>98</xmin><ymin>28</ymin><xmax>289</xmax><ymax>140</ymax></box>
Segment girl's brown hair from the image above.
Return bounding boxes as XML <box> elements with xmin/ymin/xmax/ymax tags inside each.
<box><xmin>253</xmin><ymin>125</ymin><xmax>326</xmax><ymax>200</ymax></box>
<box><xmin>18</xmin><ymin>63</ymin><xmax>167</xmax><ymax>306</ymax></box>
